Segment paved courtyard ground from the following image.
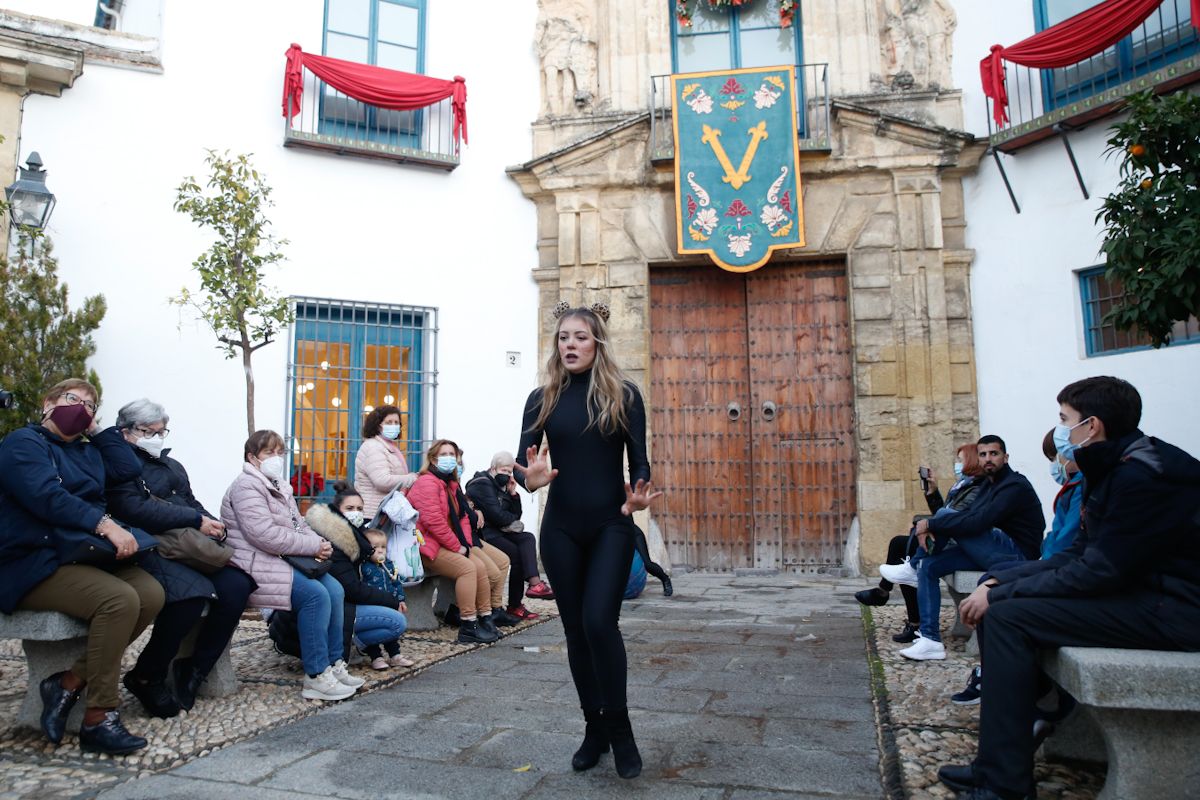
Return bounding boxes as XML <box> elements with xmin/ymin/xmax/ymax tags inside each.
<box><xmin>90</xmin><ymin>574</ymin><xmax>881</xmax><ymax>800</ymax></box>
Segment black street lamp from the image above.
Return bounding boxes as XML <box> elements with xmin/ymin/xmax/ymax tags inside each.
<box><xmin>5</xmin><ymin>152</ymin><xmax>57</xmax><ymax>232</ymax></box>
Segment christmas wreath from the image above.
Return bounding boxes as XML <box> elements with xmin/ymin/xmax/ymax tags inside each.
<box><xmin>676</xmin><ymin>0</ymin><xmax>796</xmax><ymax>29</ymax></box>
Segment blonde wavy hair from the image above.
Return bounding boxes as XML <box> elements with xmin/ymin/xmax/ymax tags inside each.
<box><xmin>530</xmin><ymin>308</ymin><xmax>630</xmax><ymax>436</ymax></box>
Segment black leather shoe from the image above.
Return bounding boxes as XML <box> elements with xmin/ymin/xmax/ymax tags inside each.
<box><xmin>604</xmin><ymin>708</ymin><xmax>642</xmax><ymax>779</ymax></box>
<box><xmin>442</xmin><ymin>604</ymin><xmax>462</xmax><ymax>627</ymax></box>
<box><xmin>171</xmin><ymin>658</ymin><xmax>204</xmax><ymax>712</ymax></box>
<box><xmin>855</xmin><ymin>587</ymin><xmax>889</xmax><ymax>607</ymax></box>
<box><xmin>123</xmin><ymin>671</ymin><xmax>181</xmax><ymax>719</ymax></box>
<box><xmin>79</xmin><ymin>710</ymin><xmax>148</xmax><ymax>755</ymax></box>
<box><xmin>661</xmin><ymin>576</ymin><xmax>674</xmax><ymax>597</ymax></box>
<box><xmin>571</xmin><ymin>708</ymin><xmax>610</xmax><ymax>771</ymax></box>
<box><xmin>490</xmin><ymin>608</ymin><xmax>520</xmax><ymax>627</ymax></box>
<box><xmin>892</xmin><ymin>622</ymin><xmax>920</xmax><ymax>643</ymax></box>
<box><xmin>938</xmin><ymin>763</ymin><xmax>977</xmax><ymax>792</ymax></box>
<box><xmin>478</xmin><ymin>613</ymin><xmax>504</xmax><ymax>639</ymax></box>
<box><xmin>457</xmin><ymin>619</ymin><xmax>498</xmax><ymax>645</ymax></box>
<box><xmin>39</xmin><ymin>671</ymin><xmax>82</xmax><ymax>745</ymax></box>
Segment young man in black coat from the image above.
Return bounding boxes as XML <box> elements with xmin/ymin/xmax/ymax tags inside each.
<box><xmin>940</xmin><ymin>376</ymin><xmax>1200</xmax><ymax>800</ymax></box>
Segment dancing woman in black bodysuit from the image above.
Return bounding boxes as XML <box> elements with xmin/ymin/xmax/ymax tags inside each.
<box><xmin>515</xmin><ymin>302</ymin><xmax>662</xmax><ymax>779</ymax></box>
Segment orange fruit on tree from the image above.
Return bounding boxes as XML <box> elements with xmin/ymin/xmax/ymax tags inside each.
<box><xmin>1129</xmin><ymin>144</ymin><xmax>1146</xmax><ymax>156</ymax></box>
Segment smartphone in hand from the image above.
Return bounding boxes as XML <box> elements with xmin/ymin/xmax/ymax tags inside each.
<box><xmin>918</xmin><ymin>466</ymin><xmax>930</xmax><ymax>493</ymax></box>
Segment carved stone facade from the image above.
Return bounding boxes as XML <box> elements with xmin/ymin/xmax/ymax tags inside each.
<box><xmin>513</xmin><ymin>0</ymin><xmax>984</xmax><ymax>571</ymax></box>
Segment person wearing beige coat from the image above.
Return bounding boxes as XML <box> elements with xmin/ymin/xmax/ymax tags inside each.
<box><xmin>220</xmin><ymin>430</ymin><xmax>364</xmax><ymax>702</ymax></box>
<box><xmin>354</xmin><ymin>405</ymin><xmax>418</xmax><ymax>517</ymax></box>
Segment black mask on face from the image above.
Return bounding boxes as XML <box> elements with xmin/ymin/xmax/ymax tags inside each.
<box><xmin>494</xmin><ymin>473</ymin><xmax>511</xmax><ymax>490</ymax></box>
<box><xmin>47</xmin><ymin>403</ymin><xmax>94</xmax><ymax>437</ymax></box>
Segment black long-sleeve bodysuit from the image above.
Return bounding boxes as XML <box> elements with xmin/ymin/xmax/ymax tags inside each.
<box><xmin>517</xmin><ymin>370</ymin><xmax>650</xmax><ymax>714</ymax></box>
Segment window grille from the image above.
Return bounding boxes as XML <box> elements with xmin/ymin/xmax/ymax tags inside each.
<box><xmin>1079</xmin><ymin>266</ymin><xmax>1199</xmax><ymax>356</ymax></box>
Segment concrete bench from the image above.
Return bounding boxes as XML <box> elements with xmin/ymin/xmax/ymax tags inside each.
<box><xmin>401</xmin><ymin>575</ymin><xmax>456</xmax><ymax>631</ymax></box>
<box><xmin>942</xmin><ymin>570</ymin><xmax>985</xmax><ymax>654</ymax></box>
<box><xmin>1039</xmin><ymin>646</ymin><xmax>1200</xmax><ymax>800</ymax></box>
<box><xmin>0</xmin><ymin>609</ymin><xmax>236</xmax><ymax>734</ymax></box>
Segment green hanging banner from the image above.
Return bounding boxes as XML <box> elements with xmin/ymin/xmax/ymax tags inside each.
<box><xmin>672</xmin><ymin>65</ymin><xmax>805</xmax><ymax>272</ymax></box>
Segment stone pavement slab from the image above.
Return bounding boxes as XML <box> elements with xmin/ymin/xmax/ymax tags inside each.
<box><xmin>98</xmin><ymin>574</ymin><xmax>883</xmax><ymax>799</ymax></box>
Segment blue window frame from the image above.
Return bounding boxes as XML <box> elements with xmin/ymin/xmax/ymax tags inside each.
<box><xmin>321</xmin><ymin>0</ymin><xmax>427</xmax><ymax>146</ymax></box>
<box><xmin>1079</xmin><ymin>266</ymin><xmax>1200</xmax><ymax>356</ymax></box>
<box><xmin>287</xmin><ymin>298</ymin><xmax>438</xmax><ymax>505</ymax></box>
<box><xmin>671</xmin><ymin>1</ymin><xmax>804</xmax><ymax>74</ymax></box>
<box><xmin>1035</xmin><ymin>0</ymin><xmax>1198</xmax><ymax>111</ymax></box>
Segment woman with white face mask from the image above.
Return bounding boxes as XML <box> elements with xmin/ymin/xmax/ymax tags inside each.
<box><xmin>354</xmin><ymin>404</ymin><xmax>419</xmax><ymax>519</ymax></box>
<box><xmin>221</xmin><ymin>430</ymin><xmax>363</xmax><ymax>702</ymax></box>
<box><xmin>106</xmin><ymin>399</ymin><xmax>254</xmax><ymax>716</ymax></box>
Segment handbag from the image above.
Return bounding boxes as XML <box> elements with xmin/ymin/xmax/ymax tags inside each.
<box><xmin>156</xmin><ymin>527</ymin><xmax>233</xmax><ymax>574</ymax></box>
<box><xmin>282</xmin><ymin>554</ymin><xmax>332</xmax><ymax>579</ymax></box>
<box><xmin>56</xmin><ymin>524</ymin><xmax>159</xmax><ymax>567</ymax></box>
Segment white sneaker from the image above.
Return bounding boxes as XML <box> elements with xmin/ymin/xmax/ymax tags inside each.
<box><xmin>331</xmin><ymin>659</ymin><xmax>366</xmax><ymax>687</ymax></box>
<box><xmin>302</xmin><ymin>668</ymin><xmax>356</xmax><ymax>701</ymax></box>
<box><xmin>879</xmin><ymin>559</ymin><xmax>919</xmax><ymax>588</ymax></box>
<box><xmin>899</xmin><ymin>635</ymin><xmax>946</xmax><ymax>661</ymax></box>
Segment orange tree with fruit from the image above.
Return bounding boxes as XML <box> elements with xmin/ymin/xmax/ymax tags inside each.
<box><xmin>1097</xmin><ymin>90</ymin><xmax>1200</xmax><ymax>347</ymax></box>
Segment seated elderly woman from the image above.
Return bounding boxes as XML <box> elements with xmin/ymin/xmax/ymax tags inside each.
<box><xmin>0</xmin><ymin>379</ymin><xmax>163</xmax><ymax>755</ymax></box>
<box><xmin>105</xmin><ymin>399</ymin><xmax>255</xmax><ymax>715</ymax></box>
<box><xmin>221</xmin><ymin>430</ymin><xmax>363</xmax><ymax>702</ymax></box>
<box><xmin>465</xmin><ymin>451</ymin><xmax>553</xmax><ymax>621</ymax></box>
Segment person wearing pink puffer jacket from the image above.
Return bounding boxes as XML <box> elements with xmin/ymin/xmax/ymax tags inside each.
<box><xmin>221</xmin><ymin>430</ymin><xmax>364</xmax><ymax>703</ymax></box>
<box><xmin>354</xmin><ymin>405</ymin><xmax>419</xmax><ymax>518</ymax></box>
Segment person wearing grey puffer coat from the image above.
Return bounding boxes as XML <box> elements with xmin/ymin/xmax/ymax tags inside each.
<box><xmin>220</xmin><ymin>430</ymin><xmax>363</xmax><ymax>702</ymax></box>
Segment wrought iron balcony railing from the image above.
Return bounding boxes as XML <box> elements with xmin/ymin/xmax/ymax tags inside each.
<box><xmin>284</xmin><ymin>70</ymin><xmax>460</xmax><ymax>169</ymax></box>
<box><xmin>649</xmin><ymin>63</ymin><xmax>832</xmax><ymax>162</ymax></box>
<box><xmin>988</xmin><ymin>0</ymin><xmax>1199</xmax><ymax>152</ymax></box>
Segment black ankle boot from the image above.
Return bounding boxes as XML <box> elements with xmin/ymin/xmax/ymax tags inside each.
<box><xmin>123</xmin><ymin>671</ymin><xmax>180</xmax><ymax>719</ymax></box>
<box><xmin>604</xmin><ymin>707</ymin><xmax>642</xmax><ymax>779</ymax></box>
<box><xmin>171</xmin><ymin>658</ymin><xmax>205</xmax><ymax>712</ymax></box>
<box><xmin>661</xmin><ymin>575</ymin><xmax>674</xmax><ymax>597</ymax></box>
<box><xmin>571</xmin><ymin>708</ymin><xmax>610</xmax><ymax>771</ymax></box>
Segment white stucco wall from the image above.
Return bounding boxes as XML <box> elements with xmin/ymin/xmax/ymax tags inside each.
<box><xmin>15</xmin><ymin>0</ymin><xmax>542</xmax><ymax>519</ymax></box>
<box><xmin>951</xmin><ymin>4</ymin><xmax>1200</xmax><ymax>511</ymax></box>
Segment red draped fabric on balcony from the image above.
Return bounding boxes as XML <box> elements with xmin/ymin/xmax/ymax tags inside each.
<box><xmin>982</xmin><ymin>0</ymin><xmax>1200</xmax><ymax>127</ymax></box>
<box><xmin>283</xmin><ymin>44</ymin><xmax>468</xmax><ymax>146</ymax></box>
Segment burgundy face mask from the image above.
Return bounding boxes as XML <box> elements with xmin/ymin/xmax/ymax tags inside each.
<box><xmin>47</xmin><ymin>403</ymin><xmax>94</xmax><ymax>437</ymax></box>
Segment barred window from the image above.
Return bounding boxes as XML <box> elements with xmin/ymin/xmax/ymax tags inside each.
<box><xmin>1079</xmin><ymin>266</ymin><xmax>1200</xmax><ymax>356</ymax></box>
<box><xmin>287</xmin><ymin>297</ymin><xmax>437</xmax><ymax>507</ymax></box>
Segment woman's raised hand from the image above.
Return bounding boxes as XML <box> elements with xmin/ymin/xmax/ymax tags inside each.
<box><xmin>513</xmin><ymin>444</ymin><xmax>558</xmax><ymax>491</ymax></box>
<box><xmin>621</xmin><ymin>479</ymin><xmax>664</xmax><ymax>516</ymax></box>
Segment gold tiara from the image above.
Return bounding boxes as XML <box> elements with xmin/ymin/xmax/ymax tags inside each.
<box><xmin>552</xmin><ymin>301</ymin><xmax>610</xmax><ymax>323</ymax></box>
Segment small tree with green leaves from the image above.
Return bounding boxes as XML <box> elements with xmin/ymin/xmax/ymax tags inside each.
<box><xmin>0</xmin><ymin>231</ymin><xmax>106</xmax><ymax>437</ymax></box>
<box><xmin>1097</xmin><ymin>90</ymin><xmax>1200</xmax><ymax>347</ymax></box>
<box><xmin>174</xmin><ymin>150</ymin><xmax>293</xmax><ymax>437</ymax></box>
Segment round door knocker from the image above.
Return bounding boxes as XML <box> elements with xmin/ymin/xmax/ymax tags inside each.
<box><xmin>727</xmin><ymin>402</ymin><xmax>742</xmax><ymax>422</ymax></box>
<box><xmin>762</xmin><ymin>400</ymin><xmax>778</xmax><ymax>422</ymax></box>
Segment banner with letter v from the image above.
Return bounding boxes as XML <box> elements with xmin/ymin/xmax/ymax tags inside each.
<box><xmin>672</xmin><ymin>66</ymin><xmax>805</xmax><ymax>272</ymax></box>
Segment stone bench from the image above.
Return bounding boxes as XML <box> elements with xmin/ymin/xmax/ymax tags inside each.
<box><xmin>401</xmin><ymin>575</ymin><xmax>456</xmax><ymax>631</ymax></box>
<box><xmin>1039</xmin><ymin>646</ymin><xmax>1200</xmax><ymax>800</ymax></box>
<box><xmin>942</xmin><ymin>570</ymin><xmax>985</xmax><ymax>654</ymax></box>
<box><xmin>0</xmin><ymin>609</ymin><xmax>236</xmax><ymax>734</ymax></box>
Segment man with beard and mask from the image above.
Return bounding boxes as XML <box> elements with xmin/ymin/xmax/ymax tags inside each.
<box><xmin>0</xmin><ymin>379</ymin><xmax>162</xmax><ymax>755</ymax></box>
<box><xmin>883</xmin><ymin>434</ymin><xmax>1045</xmax><ymax>661</ymax></box>
<box><xmin>940</xmin><ymin>376</ymin><xmax>1200</xmax><ymax>800</ymax></box>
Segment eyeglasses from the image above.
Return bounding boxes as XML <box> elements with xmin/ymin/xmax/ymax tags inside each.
<box><xmin>62</xmin><ymin>392</ymin><xmax>98</xmax><ymax>414</ymax></box>
<box><xmin>132</xmin><ymin>425</ymin><xmax>170</xmax><ymax>439</ymax></box>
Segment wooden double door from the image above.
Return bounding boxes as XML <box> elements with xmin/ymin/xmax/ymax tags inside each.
<box><xmin>649</xmin><ymin>261</ymin><xmax>856</xmax><ymax>572</ymax></box>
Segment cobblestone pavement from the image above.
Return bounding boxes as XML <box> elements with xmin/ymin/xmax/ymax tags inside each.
<box><xmin>865</xmin><ymin>599</ymin><xmax>1107</xmax><ymax>800</ymax></box>
<box><xmin>80</xmin><ymin>573</ymin><xmax>881</xmax><ymax>799</ymax></box>
<box><xmin>0</xmin><ymin>599</ymin><xmax>557</xmax><ymax>800</ymax></box>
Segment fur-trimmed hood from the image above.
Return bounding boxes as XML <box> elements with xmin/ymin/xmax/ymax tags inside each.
<box><xmin>304</xmin><ymin>503</ymin><xmax>360</xmax><ymax>561</ymax></box>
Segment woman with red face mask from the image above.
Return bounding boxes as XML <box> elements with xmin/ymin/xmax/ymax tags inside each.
<box><xmin>0</xmin><ymin>379</ymin><xmax>163</xmax><ymax>755</ymax></box>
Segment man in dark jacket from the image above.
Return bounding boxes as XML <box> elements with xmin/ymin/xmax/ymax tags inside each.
<box><xmin>888</xmin><ymin>435</ymin><xmax>1045</xmax><ymax>661</ymax></box>
<box><xmin>941</xmin><ymin>376</ymin><xmax>1200</xmax><ymax>800</ymax></box>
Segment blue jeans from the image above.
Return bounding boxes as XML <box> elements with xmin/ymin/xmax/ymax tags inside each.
<box><xmin>915</xmin><ymin>529</ymin><xmax>1024</xmax><ymax>642</ymax></box>
<box><xmin>353</xmin><ymin>605</ymin><xmax>408</xmax><ymax>650</ymax></box>
<box><xmin>289</xmin><ymin>570</ymin><xmax>345</xmax><ymax>676</ymax></box>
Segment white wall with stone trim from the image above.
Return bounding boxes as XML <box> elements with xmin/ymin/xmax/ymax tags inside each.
<box><xmin>951</xmin><ymin>4</ymin><xmax>1200</xmax><ymax>513</ymax></box>
<box><xmin>11</xmin><ymin>0</ymin><xmax>542</xmax><ymax>519</ymax></box>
